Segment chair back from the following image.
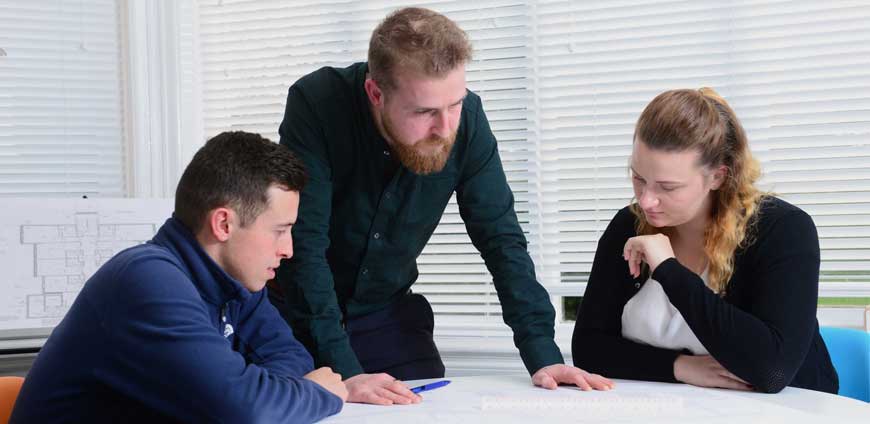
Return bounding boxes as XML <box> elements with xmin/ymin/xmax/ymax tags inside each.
<box><xmin>0</xmin><ymin>376</ymin><xmax>25</xmax><ymax>424</ymax></box>
<box><xmin>820</xmin><ymin>326</ymin><xmax>870</xmax><ymax>402</ymax></box>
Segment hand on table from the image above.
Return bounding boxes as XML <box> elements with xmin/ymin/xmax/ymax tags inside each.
<box><xmin>304</xmin><ymin>367</ymin><xmax>349</xmax><ymax>401</ymax></box>
<box><xmin>674</xmin><ymin>354</ymin><xmax>753</xmax><ymax>391</ymax></box>
<box><xmin>532</xmin><ymin>364</ymin><xmax>615</xmax><ymax>391</ymax></box>
<box><xmin>345</xmin><ymin>373</ymin><xmax>422</xmax><ymax>405</ymax></box>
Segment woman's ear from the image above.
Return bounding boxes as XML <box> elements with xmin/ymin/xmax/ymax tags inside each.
<box><xmin>709</xmin><ymin>165</ymin><xmax>728</xmax><ymax>190</ymax></box>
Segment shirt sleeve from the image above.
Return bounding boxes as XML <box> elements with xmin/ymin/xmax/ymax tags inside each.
<box><xmin>456</xmin><ymin>97</ymin><xmax>564</xmax><ymax>375</ymax></box>
<box><xmin>571</xmin><ymin>208</ymin><xmax>682</xmax><ymax>382</ymax></box>
<box><xmin>652</xmin><ymin>206</ymin><xmax>822</xmax><ymax>393</ymax></box>
<box><xmin>234</xmin><ymin>288</ymin><xmax>316</xmax><ymax>379</ymax></box>
<box><xmin>275</xmin><ymin>83</ymin><xmax>364</xmax><ymax>378</ymax></box>
<box><xmin>101</xmin><ymin>256</ymin><xmax>343</xmax><ymax>424</ymax></box>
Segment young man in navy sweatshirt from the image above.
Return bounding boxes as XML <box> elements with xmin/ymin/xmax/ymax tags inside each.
<box><xmin>11</xmin><ymin>131</ymin><xmax>347</xmax><ymax>423</ymax></box>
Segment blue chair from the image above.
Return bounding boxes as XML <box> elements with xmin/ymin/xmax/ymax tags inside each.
<box><xmin>820</xmin><ymin>326</ymin><xmax>870</xmax><ymax>402</ymax></box>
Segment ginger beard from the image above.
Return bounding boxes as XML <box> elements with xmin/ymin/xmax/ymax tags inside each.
<box><xmin>382</xmin><ymin>110</ymin><xmax>457</xmax><ymax>175</ymax></box>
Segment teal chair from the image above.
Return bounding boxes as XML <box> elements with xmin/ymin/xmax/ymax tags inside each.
<box><xmin>820</xmin><ymin>326</ymin><xmax>870</xmax><ymax>402</ymax></box>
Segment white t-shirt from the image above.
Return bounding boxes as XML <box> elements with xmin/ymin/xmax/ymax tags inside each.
<box><xmin>620</xmin><ymin>267</ymin><xmax>709</xmax><ymax>355</ymax></box>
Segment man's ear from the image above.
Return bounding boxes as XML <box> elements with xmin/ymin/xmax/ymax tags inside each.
<box><xmin>364</xmin><ymin>77</ymin><xmax>384</xmax><ymax>107</ymax></box>
<box><xmin>206</xmin><ymin>207</ymin><xmax>233</xmax><ymax>242</ymax></box>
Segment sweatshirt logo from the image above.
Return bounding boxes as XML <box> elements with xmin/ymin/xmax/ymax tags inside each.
<box><xmin>221</xmin><ymin>304</ymin><xmax>234</xmax><ymax>338</ymax></box>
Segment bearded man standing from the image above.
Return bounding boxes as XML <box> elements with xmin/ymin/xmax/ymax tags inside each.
<box><xmin>270</xmin><ymin>7</ymin><xmax>613</xmax><ymax>407</ymax></box>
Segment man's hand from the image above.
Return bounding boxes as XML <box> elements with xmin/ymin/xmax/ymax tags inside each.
<box><xmin>673</xmin><ymin>354</ymin><xmax>753</xmax><ymax>391</ymax></box>
<box><xmin>304</xmin><ymin>367</ymin><xmax>349</xmax><ymax>401</ymax></box>
<box><xmin>531</xmin><ymin>364</ymin><xmax>615</xmax><ymax>391</ymax></box>
<box><xmin>623</xmin><ymin>234</ymin><xmax>676</xmax><ymax>277</ymax></box>
<box><xmin>344</xmin><ymin>373</ymin><xmax>422</xmax><ymax>405</ymax></box>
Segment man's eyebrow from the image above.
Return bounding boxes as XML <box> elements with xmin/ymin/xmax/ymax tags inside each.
<box><xmin>414</xmin><ymin>95</ymin><xmax>466</xmax><ymax>112</ymax></box>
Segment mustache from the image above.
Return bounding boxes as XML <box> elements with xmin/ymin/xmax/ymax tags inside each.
<box><xmin>418</xmin><ymin>134</ymin><xmax>452</xmax><ymax>148</ymax></box>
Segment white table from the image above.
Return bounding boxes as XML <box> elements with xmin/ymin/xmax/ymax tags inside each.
<box><xmin>323</xmin><ymin>374</ymin><xmax>870</xmax><ymax>423</ymax></box>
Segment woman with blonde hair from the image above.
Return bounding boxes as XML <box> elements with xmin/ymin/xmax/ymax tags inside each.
<box><xmin>572</xmin><ymin>88</ymin><xmax>838</xmax><ymax>393</ymax></box>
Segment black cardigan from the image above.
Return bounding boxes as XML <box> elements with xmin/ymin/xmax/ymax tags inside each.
<box><xmin>572</xmin><ymin>197</ymin><xmax>838</xmax><ymax>394</ymax></box>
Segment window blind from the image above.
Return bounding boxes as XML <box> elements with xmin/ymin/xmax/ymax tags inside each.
<box><xmin>196</xmin><ymin>0</ymin><xmax>870</xmax><ymax>333</ymax></box>
<box><xmin>0</xmin><ymin>0</ymin><xmax>126</xmax><ymax>197</ymax></box>
<box><xmin>536</xmin><ymin>0</ymin><xmax>870</xmax><ymax>304</ymax></box>
<box><xmin>196</xmin><ymin>0</ymin><xmax>539</xmax><ymax>326</ymax></box>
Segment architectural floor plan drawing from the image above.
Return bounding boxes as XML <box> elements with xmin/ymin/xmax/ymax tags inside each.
<box><xmin>0</xmin><ymin>198</ymin><xmax>173</xmax><ymax>335</ymax></box>
<box><xmin>21</xmin><ymin>213</ymin><xmax>158</xmax><ymax>320</ymax></box>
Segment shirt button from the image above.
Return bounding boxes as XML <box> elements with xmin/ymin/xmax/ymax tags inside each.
<box><xmin>373</xmin><ymin>232</ymin><xmax>381</xmax><ymax>239</ymax></box>
<box><xmin>383</xmin><ymin>150</ymin><xmax>390</xmax><ymax>156</ymax></box>
<box><xmin>634</xmin><ymin>282</ymin><xmax>640</xmax><ymax>289</ymax></box>
<box><xmin>384</xmin><ymin>193</ymin><xmax>391</xmax><ymax>200</ymax></box>
<box><xmin>361</xmin><ymin>268</ymin><xmax>368</xmax><ymax>275</ymax></box>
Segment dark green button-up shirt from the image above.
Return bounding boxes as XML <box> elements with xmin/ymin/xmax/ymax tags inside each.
<box><xmin>275</xmin><ymin>62</ymin><xmax>563</xmax><ymax>378</ymax></box>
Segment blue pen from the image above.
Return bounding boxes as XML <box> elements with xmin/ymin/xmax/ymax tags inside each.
<box><xmin>410</xmin><ymin>380</ymin><xmax>451</xmax><ymax>394</ymax></box>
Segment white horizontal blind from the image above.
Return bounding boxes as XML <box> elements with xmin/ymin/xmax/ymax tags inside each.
<box><xmin>415</xmin><ymin>2</ymin><xmax>537</xmax><ymax>326</ymax></box>
<box><xmin>537</xmin><ymin>0</ymin><xmax>870</xmax><ymax>303</ymax></box>
<box><xmin>0</xmin><ymin>0</ymin><xmax>126</xmax><ymax>197</ymax></box>
<box><xmin>196</xmin><ymin>0</ymin><xmax>539</xmax><ymax>326</ymax></box>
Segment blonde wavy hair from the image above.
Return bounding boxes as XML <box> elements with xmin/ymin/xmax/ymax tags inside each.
<box><xmin>629</xmin><ymin>88</ymin><xmax>766</xmax><ymax>294</ymax></box>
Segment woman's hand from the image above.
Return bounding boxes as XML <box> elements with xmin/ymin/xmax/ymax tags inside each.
<box><xmin>623</xmin><ymin>234</ymin><xmax>676</xmax><ymax>277</ymax></box>
<box><xmin>673</xmin><ymin>354</ymin><xmax>753</xmax><ymax>391</ymax></box>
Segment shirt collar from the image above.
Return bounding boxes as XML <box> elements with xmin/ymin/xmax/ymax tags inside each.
<box><xmin>357</xmin><ymin>62</ymin><xmax>393</xmax><ymax>154</ymax></box>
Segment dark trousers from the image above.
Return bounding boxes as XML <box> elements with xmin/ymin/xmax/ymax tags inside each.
<box><xmin>346</xmin><ymin>293</ymin><xmax>445</xmax><ymax>380</ymax></box>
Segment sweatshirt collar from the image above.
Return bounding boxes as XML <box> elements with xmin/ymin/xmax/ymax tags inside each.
<box><xmin>151</xmin><ymin>216</ymin><xmax>252</xmax><ymax>305</ymax></box>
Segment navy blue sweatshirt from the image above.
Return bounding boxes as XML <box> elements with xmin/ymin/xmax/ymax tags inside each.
<box><xmin>11</xmin><ymin>217</ymin><xmax>343</xmax><ymax>423</ymax></box>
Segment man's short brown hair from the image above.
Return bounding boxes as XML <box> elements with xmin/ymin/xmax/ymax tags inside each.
<box><xmin>174</xmin><ymin>131</ymin><xmax>307</xmax><ymax>234</ymax></box>
<box><xmin>368</xmin><ymin>7</ymin><xmax>472</xmax><ymax>92</ymax></box>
